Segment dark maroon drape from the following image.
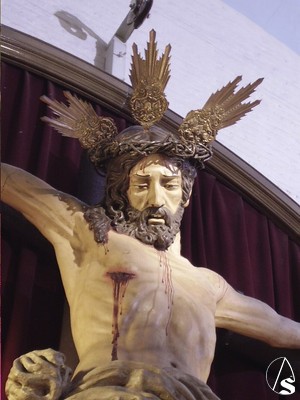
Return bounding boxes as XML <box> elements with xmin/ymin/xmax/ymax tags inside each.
<box><xmin>181</xmin><ymin>171</ymin><xmax>300</xmax><ymax>399</ymax></box>
<box><xmin>2</xmin><ymin>62</ymin><xmax>299</xmax><ymax>399</ymax></box>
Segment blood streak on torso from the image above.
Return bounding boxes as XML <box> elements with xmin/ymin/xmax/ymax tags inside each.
<box><xmin>158</xmin><ymin>251</ymin><xmax>174</xmax><ymax>335</ymax></box>
<box><xmin>106</xmin><ymin>272</ymin><xmax>135</xmax><ymax>361</ymax></box>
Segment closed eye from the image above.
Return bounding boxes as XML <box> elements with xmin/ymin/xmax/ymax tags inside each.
<box><xmin>134</xmin><ymin>184</ymin><xmax>149</xmax><ymax>191</ymax></box>
<box><xmin>164</xmin><ymin>183</ymin><xmax>180</xmax><ymax>190</ymax></box>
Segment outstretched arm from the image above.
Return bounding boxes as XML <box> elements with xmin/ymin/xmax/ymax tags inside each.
<box><xmin>1</xmin><ymin>163</ymin><xmax>84</xmax><ymax>245</ymax></box>
<box><xmin>215</xmin><ymin>281</ymin><xmax>300</xmax><ymax>348</ymax></box>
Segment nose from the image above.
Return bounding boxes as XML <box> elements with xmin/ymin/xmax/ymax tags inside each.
<box><xmin>146</xmin><ymin>183</ymin><xmax>165</xmax><ymax>208</ymax></box>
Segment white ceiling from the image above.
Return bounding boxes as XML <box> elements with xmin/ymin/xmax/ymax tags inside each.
<box><xmin>222</xmin><ymin>0</ymin><xmax>300</xmax><ymax>55</ymax></box>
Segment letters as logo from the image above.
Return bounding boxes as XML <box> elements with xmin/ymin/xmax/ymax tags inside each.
<box><xmin>266</xmin><ymin>357</ymin><xmax>296</xmax><ymax>395</ymax></box>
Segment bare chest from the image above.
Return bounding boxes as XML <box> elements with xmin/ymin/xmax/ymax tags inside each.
<box><xmin>53</xmin><ymin>229</ymin><xmax>220</xmax><ymax>378</ymax></box>
<box><xmin>70</xmin><ymin>233</ymin><xmax>217</xmax><ymax>355</ymax></box>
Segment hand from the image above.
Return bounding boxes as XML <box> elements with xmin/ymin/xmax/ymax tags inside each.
<box><xmin>5</xmin><ymin>348</ymin><xmax>72</xmax><ymax>400</ymax></box>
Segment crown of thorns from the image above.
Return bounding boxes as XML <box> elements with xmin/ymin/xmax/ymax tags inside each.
<box><xmin>41</xmin><ymin>30</ymin><xmax>263</xmax><ymax>170</ymax></box>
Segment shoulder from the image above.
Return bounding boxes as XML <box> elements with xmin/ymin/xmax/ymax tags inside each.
<box><xmin>196</xmin><ymin>267</ymin><xmax>229</xmax><ymax>301</ymax></box>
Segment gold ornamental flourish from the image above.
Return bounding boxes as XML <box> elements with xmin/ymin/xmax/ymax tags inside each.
<box><xmin>129</xmin><ymin>29</ymin><xmax>171</xmax><ymax>129</ymax></box>
<box><xmin>40</xmin><ymin>91</ymin><xmax>118</xmax><ymax>149</ymax></box>
<box><xmin>178</xmin><ymin>76</ymin><xmax>263</xmax><ymax>145</ymax></box>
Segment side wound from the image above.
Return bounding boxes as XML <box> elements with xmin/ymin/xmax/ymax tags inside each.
<box><xmin>107</xmin><ymin>272</ymin><xmax>135</xmax><ymax>361</ymax></box>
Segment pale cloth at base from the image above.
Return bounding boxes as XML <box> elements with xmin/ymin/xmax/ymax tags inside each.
<box><xmin>65</xmin><ymin>360</ymin><xmax>220</xmax><ymax>400</ymax></box>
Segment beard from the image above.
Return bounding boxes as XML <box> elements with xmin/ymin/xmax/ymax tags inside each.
<box><xmin>114</xmin><ymin>205</ymin><xmax>185</xmax><ymax>251</ymax></box>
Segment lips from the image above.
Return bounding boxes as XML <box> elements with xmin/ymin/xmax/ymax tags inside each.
<box><xmin>147</xmin><ymin>213</ymin><xmax>166</xmax><ymax>225</ymax></box>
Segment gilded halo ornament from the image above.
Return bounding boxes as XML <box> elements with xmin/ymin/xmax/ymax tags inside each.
<box><xmin>129</xmin><ymin>29</ymin><xmax>171</xmax><ymax>128</ymax></box>
<box><xmin>41</xmin><ymin>29</ymin><xmax>263</xmax><ymax>170</ymax></box>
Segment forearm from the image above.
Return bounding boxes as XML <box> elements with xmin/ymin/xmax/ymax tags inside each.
<box><xmin>1</xmin><ymin>163</ymin><xmax>14</xmax><ymax>201</ymax></box>
<box><xmin>2</xmin><ymin>163</ymin><xmax>30</xmax><ymax>210</ymax></box>
<box><xmin>1</xmin><ymin>163</ymin><xmax>47</xmax><ymax>218</ymax></box>
<box><xmin>1</xmin><ymin>163</ymin><xmax>78</xmax><ymax>241</ymax></box>
<box><xmin>270</xmin><ymin>314</ymin><xmax>300</xmax><ymax>348</ymax></box>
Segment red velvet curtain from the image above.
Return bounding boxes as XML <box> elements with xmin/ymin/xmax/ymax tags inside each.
<box><xmin>2</xmin><ymin>62</ymin><xmax>299</xmax><ymax>399</ymax></box>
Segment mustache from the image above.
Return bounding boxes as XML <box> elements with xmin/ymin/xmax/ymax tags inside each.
<box><xmin>137</xmin><ymin>206</ymin><xmax>172</xmax><ymax>227</ymax></box>
<box><xmin>116</xmin><ymin>204</ymin><xmax>185</xmax><ymax>251</ymax></box>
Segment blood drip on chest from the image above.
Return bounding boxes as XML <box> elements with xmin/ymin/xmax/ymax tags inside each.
<box><xmin>158</xmin><ymin>251</ymin><xmax>174</xmax><ymax>335</ymax></box>
<box><xmin>107</xmin><ymin>272</ymin><xmax>135</xmax><ymax>361</ymax></box>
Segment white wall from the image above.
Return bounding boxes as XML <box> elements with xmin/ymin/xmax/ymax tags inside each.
<box><xmin>2</xmin><ymin>0</ymin><xmax>300</xmax><ymax>204</ymax></box>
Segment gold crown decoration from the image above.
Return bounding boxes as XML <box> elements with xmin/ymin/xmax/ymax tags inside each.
<box><xmin>40</xmin><ymin>92</ymin><xmax>118</xmax><ymax>150</ymax></box>
<box><xmin>178</xmin><ymin>76</ymin><xmax>263</xmax><ymax>146</ymax></box>
<box><xmin>41</xmin><ymin>30</ymin><xmax>263</xmax><ymax>170</ymax></box>
<box><xmin>129</xmin><ymin>29</ymin><xmax>171</xmax><ymax>128</ymax></box>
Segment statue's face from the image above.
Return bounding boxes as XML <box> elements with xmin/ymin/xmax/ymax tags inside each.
<box><xmin>85</xmin><ymin>153</ymin><xmax>195</xmax><ymax>250</ymax></box>
<box><xmin>107</xmin><ymin>154</ymin><xmax>191</xmax><ymax>250</ymax></box>
<box><xmin>127</xmin><ymin>154</ymin><xmax>184</xmax><ymax>224</ymax></box>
